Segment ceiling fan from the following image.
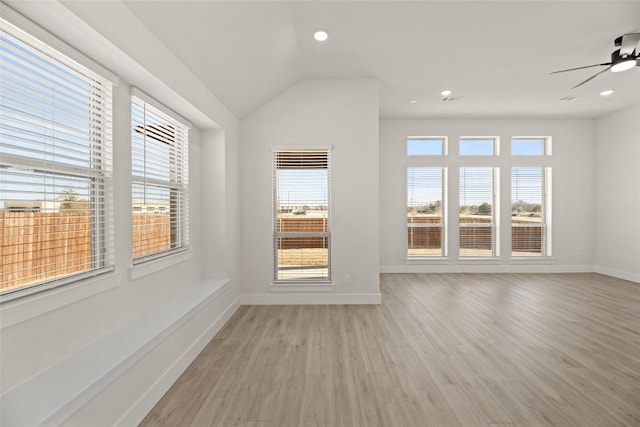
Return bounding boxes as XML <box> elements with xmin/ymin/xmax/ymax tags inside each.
<box><xmin>551</xmin><ymin>33</ymin><xmax>640</xmax><ymax>89</ymax></box>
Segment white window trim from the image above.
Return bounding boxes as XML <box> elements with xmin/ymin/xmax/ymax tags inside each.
<box><xmin>458</xmin><ymin>166</ymin><xmax>500</xmax><ymax>258</ymax></box>
<box><xmin>131</xmin><ymin>89</ymin><xmax>190</xmax><ymax>264</ymax></box>
<box><xmin>510</xmin><ymin>166</ymin><xmax>552</xmax><ymax>259</ymax></box>
<box><xmin>271</xmin><ymin>146</ymin><xmax>332</xmax><ymax>285</ymax></box>
<box><xmin>406</xmin><ymin>165</ymin><xmax>448</xmax><ymax>259</ymax></box>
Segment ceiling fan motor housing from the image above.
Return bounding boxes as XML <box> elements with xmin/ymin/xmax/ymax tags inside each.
<box><xmin>612</xmin><ymin>49</ymin><xmax>628</xmax><ymax>62</ymax></box>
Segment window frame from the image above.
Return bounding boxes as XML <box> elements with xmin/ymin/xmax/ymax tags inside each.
<box><xmin>511</xmin><ymin>167</ymin><xmax>552</xmax><ymax>258</ymax></box>
<box><xmin>272</xmin><ymin>148</ymin><xmax>332</xmax><ymax>284</ymax></box>
<box><xmin>458</xmin><ymin>166</ymin><xmax>500</xmax><ymax>258</ymax></box>
<box><xmin>131</xmin><ymin>88</ymin><xmax>191</xmax><ymax>264</ymax></box>
<box><xmin>511</xmin><ymin>137</ymin><xmax>552</xmax><ymax>156</ymax></box>
<box><xmin>459</xmin><ymin>137</ymin><xmax>499</xmax><ymax>156</ymax></box>
<box><xmin>407</xmin><ymin>136</ymin><xmax>447</xmax><ymax>156</ymax></box>
<box><xmin>0</xmin><ymin>13</ymin><xmax>116</xmax><ymax>299</ymax></box>
<box><xmin>406</xmin><ymin>166</ymin><xmax>448</xmax><ymax>258</ymax></box>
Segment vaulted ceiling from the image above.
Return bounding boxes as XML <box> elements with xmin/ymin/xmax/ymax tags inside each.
<box><xmin>119</xmin><ymin>1</ymin><xmax>640</xmax><ymax>119</ymax></box>
<box><xmin>12</xmin><ymin>1</ymin><xmax>628</xmax><ymax>120</ymax></box>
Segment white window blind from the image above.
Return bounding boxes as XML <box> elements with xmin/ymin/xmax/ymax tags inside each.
<box><xmin>512</xmin><ymin>167</ymin><xmax>551</xmax><ymax>256</ymax></box>
<box><xmin>273</xmin><ymin>150</ymin><xmax>330</xmax><ymax>282</ymax></box>
<box><xmin>131</xmin><ymin>94</ymin><xmax>189</xmax><ymax>261</ymax></box>
<box><xmin>407</xmin><ymin>167</ymin><xmax>447</xmax><ymax>257</ymax></box>
<box><xmin>0</xmin><ymin>18</ymin><xmax>114</xmax><ymax>294</ymax></box>
<box><xmin>459</xmin><ymin>167</ymin><xmax>499</xmax><ymax>257</ymax></box>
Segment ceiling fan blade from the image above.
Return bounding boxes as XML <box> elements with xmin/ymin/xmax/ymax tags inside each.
<box><xmin>550</xmin><ymin>63</ymin><xmax>611</xmax><ymax>74</ymax></box>
<box><xmin>572</xmin><ymin>65</ymin><xmax>613</xmax><ymax>89</ymax></box>
<box><xmin>616</xmin><ymin>33</ymin><xmax>640</xmax><ymax>56</ymax></box>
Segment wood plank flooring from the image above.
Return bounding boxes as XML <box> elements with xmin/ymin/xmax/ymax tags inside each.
<box><xmin>140</xmin><ymin>273</ymin><xmax>640</xmax><ymax>426</ymax></box>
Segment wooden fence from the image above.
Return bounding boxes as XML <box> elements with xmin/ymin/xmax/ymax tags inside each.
<box><xmin>132</xmin><ymin>214</ymin><xmax>171</xmax><ymax>258</ymax></box>
<box><xmin>0</xmin><ymin>212</ymin><xmax>171</xmax><ymax>292</ymax></box>
<box><xmin>2</xmin><ymin>213</ymin><xmax>543</xmax><ymax>292</ymax></box>
<box><xmin>276</xmin><ymin>217</ymin><xmax>328</xmax><ymax>249</ymax></box>
<box><xmin>408</xmin><ymin>216</ymin><xmax>542</xmax><ymax>252</ymax></box>
<box><xmin>275</xmin><ymin>216</ymin><xmax>542</xmax><ymax>252</ymax></box>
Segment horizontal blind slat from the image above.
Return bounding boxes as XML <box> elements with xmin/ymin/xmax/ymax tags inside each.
<box><xmin>1</xmin><ymin>17</ymin><xmax>114</xmax><ymax>295</ymax></box>
<box><xmin>131</xmin><ymin>95</ymin><xmax>189</xmax><ymax>260</ymax></box>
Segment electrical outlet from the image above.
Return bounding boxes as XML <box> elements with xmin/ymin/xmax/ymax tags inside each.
<box><xmin>345</xmin><ymin>275</ymin><xmax>351</xmax><ymax>284</ymax></box>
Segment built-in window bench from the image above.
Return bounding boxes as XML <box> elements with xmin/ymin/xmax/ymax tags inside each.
<box><xmin>1</xmin><ymin>279</ymin><xmax>231</xmax><ymax>427</ymax></box>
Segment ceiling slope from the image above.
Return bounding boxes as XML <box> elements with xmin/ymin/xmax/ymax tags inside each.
<box><xmin>63</xmin><ymin>1</ymin><xmax>640</xmax><ymax>119</ymax></box>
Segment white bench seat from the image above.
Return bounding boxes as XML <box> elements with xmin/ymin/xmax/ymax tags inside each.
<box><xmin>1</xmin><ymin>279</ymin><xmax>230</xmax><ymax>427</ymax></box>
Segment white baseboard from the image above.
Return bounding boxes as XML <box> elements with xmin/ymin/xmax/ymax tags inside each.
<box><xmin>594</xmin><ymin>265</ymin><xmax>640</xmax><ymax>283</ymax></box>
<box><xmin>241</xmin><ymin>292</ymin><xmax>381</xmax><ymax>305</ymax></box>
<box><xmin>116</xmin><ymin>294</ymin><xmax>241</xmax><ymax>427</ymax></box>
<box><xmin>380</xmin><ymin>264</ymin><xmax>595</xmax><ymax>274</ymax></box>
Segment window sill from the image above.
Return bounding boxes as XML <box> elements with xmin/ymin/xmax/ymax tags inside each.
<box><xmin>0</xmin><ymin>270</ymin><xmax>123</xmax><ymax>328</ymax></box>
<box><xmin>270</xmin><ymin>282</ymin><xmax>335</xmax><ymax>293</ymax></box>
<box><xmin>130</xmin><ymin>249</ymin><xmax>193</xmax><ymax>281</ymax></box>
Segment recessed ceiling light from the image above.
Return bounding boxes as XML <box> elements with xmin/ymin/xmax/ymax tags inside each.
<box><xmin>409</xmin><ymin>100</ymin><xmax>417</xmax><ymax>104</ymax></box>
<box><xmin>314</xmin><ymin>30</ymin><xmax>328</xmax><ymax>42</ymax></box>
<box><xmin>440</xmin><ymin>89</ymin><xmax>452</xmax><ymax>96</ymax></box>
<box><xmin>600</xmin><ymin>89</ymin><xmax>615</xmax><ymax>96</ymax></box>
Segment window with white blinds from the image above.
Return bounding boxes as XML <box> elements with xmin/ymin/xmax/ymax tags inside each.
<box><xmin>0</xmin><ymin>18</ymin><xmax>114</xmax><ymax>295</ymax></box>
<box><xmin>512</xmin><ymin>167</ymin><xmax>552</xmax><ymax>256</ymax></box>
<box><xmin>407</xmin><ymin>167</ymin><xmax>447</xmax><ymax>257</ymax></box>
<box><xmin>131</xmin><ymin>93</ymin><xmax>189</xmax><ymax>261</ymax></box>
<box><xmin>459</xmin><ymin>167</ymin><xmax>499</xmax><ymax>257</ymax></box>
<box><xmin>273</xmin><ymin>150</ymin><xmax>330</xmax><ymax>282</ymax></box>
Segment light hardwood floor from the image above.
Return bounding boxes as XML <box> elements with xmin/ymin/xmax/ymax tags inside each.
<box><xmin>140</xmin><ymin>273</ymin><xmax>640</xmax><ymax>426</ymax></box>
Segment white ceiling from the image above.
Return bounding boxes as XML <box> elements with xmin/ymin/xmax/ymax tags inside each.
<box><xmin>121</xmin><ymin>1</ymin><xmax>640</xmax><ymax>119</ymax></box>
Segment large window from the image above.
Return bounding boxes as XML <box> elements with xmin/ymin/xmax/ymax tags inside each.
<box><xmin>131</xmin><ymin>91</ymin><xmax>189</xmax><ymax>261</ymax></box>
<box><xmin>273</xmin><ymin>150</ymin><xmax>330</xmax><ymax>282</ymax></box>
<box><xmin>459</xmin><ymin>167</ymin><xmax>499</xmax><ymax>257</ymax></box>
<box><xmin>512</xmin><ymin>167</ymin><xmax>552</xmax><ymax>256</ymax></box>
<box><xmin>0</xmin><ymin>18</ymin><xmax>114</xmax><ymax>294</ymax></box>
<box><xmin>405</xmin><ymin>135</ymin><xmax>552</xmax><ymax>262</ymax></box>
<box><xmin>407</xmin><ymin>167</ymin><xmax>447</xmax><ymax>257</ymax></box>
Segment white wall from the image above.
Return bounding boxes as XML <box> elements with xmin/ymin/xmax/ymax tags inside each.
<box><xmin>595</xmin><ymin>105</ymin><xmax>640</xmax><ymax>282</ymax></box>
<box><xmin>380</xmin><ymin>118</ymin><xmax>596</xmax><ymax>272</ymax></box>
<box><xmin>240</xmin><ymin>79</ymin><xmax>381</xmax><ymax>303</ymax></box>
